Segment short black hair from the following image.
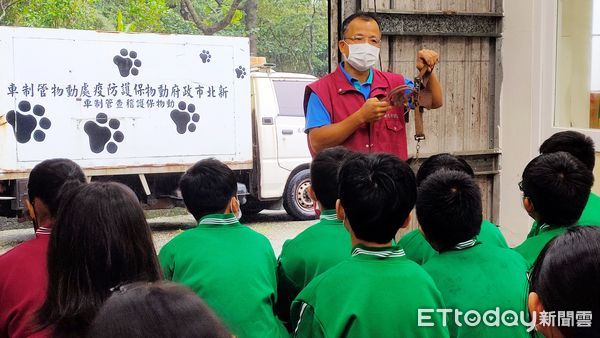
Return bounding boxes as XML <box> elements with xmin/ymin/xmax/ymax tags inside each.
<box><xmin>338</xmin><ymin>153</ymin><xmax>416</xmax><ymax>244</ymax></box>
<box><xmin>180</xmin><ymin>159</ymin><xmax>237</xmax><ymax>221</ymax></box>
<box><xmin>341</xmin><ymin>12</ymin><xmax>381</xmax><ymax>39</ymax></box>
<box><xmin>416</xmin><ymin>170</ymin><xmax>482</xmax><ymax>252</ymax></box>
<box><xmin>27</xmin><ymin>158</ymin><xmax>86</xmax><ymax>216</ymax></box>
<box><xmin>88</xmin><ymin>281</ymin><xmax>231</xmax><ymax>338</ymax></box>
<box><xmin>522</xmin><ymin>152</ymin><xmax>594</xmax><ymax>227</ymax></box>
<box><xmin>530</xmin><ymin>226</ymin><xmax>600</xmax><ymax>337</ymax></box>
<box><xmin>415</xmin><ymin>153</ymin><xmax>475</xmax><ymax>186</ymax></box>
<box><xmin>539</xmin><ymin>131</ymin><xmax>596</xmax><ymax>171</ymax></box>
<box><xmin>310</xmin><ymin>146</ymin><xmax>353</xmax><ymax>210</ymax></box>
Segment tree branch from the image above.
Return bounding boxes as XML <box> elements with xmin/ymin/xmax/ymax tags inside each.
<box><xmin>181</xmin><ymin>0</ymin><xmax>243</xmax><ymax>35</ymax></box>
<box><xmin>0</xmin><ymin>0</ymin><xmax>20</xmax><ymax>22</ymax></box>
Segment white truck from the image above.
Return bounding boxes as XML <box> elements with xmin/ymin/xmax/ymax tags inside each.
<box><xmin>0</xmin><ymin>26</ymin><xmax>316</xmax><ymax>220</ymax></box>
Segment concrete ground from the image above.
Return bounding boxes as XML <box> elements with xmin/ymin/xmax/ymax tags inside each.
<box><xmin>0</xmin><ymin>209</ymin><xmax>314</xmax><ymax>256</ymax></box>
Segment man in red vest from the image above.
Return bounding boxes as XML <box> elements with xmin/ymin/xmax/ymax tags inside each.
<box><xmin>304</xmin><ymin>12</ymin><xmax>443</xmax><ymax>159</ymax></box>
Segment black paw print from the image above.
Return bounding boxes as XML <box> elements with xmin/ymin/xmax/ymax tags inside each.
<box><xmin>83</xmin><ymin>113</ymin><xmax>124</xmax><ymax>154</ymax></box>
<box><xmin>113</xmin><ymin>49</ymin><xmax>142</xmax><ymax>77</ymax></box>
<box><xmin>6</xmin><ymin>101</ymin><xmax>51</xmax><ymax>143</ymax></box>
<box><xmin>170</xmin><ymin>101</ymin><xmax>199</xmax><ymax>134</ymax></box>
<box><xmin>199</xmin><ymin>50</ymin><xmax>212</xmax><ymax>63</ymax></box>
<box><xmin>235</xmin><ymin>66</ymin><xmax>247</xmax><ymax>79</ymax></box>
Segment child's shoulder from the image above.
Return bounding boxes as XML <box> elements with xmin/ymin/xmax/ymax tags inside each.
<box><xmin>515</xmin><ymin>227</ymin><xmax>567</xmax><ymax>253</ymax></box>
<box><xmin>159</xmin><ymin>228</ymin><xmax>199</xmax><ymax>252</ymax></box>
<box><xmin>297</xmin><ymin>260</ymin><xmax>356</xmax><ymax>301</ymax></box>
<box><xmin>237</xmin><ymin>222</ymin><xmax>271</xmax><ymax>242</ymax></box>
<box><xmin>399</xmin><ymin>229</ymin><xmax>424</xmax><ymax>245</ymax></box>
<box><xmin>282</xmin><ymin>220</ymin><xmax>347</xmax><ymax>252</ymax></box>
<box><xmin>485</xmin><ymin>243</ymin><xmax>527</xmax><ymax>263</ymax></box>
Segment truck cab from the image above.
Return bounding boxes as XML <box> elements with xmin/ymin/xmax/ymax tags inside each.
<box><xmin>246</xmin><ymin>64</ymin><xmax>316</xmax><ymax>220</ymax></box>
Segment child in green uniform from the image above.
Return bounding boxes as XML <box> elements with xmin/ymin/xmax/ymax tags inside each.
<box><xmin>527</xmin><ymin>131</ymin><xmax>600</xmax><ymax>238</ymax></box>
<box><xmin>159</xmin><ymin>159</ymin><xmax>287</xmax><ymax>338</ymax></box>
<box><xmin>276</xmin><ymin>147</ymin><xmax>352</xmax><ymax>328</ymax></box>
<box><xmin>291</xmin><ymin>153</ymin><xmax>449</xmax><ymax>338</ymax></box>
<box><xmin>400</xmin><ymin>154</ymin><xmax>508</xmax><ymax>265</ymax></box>
<box><xmin>514</xmin><ymin>152</ymin><xmax>594</xmax><ymax>267</ymax></box>
<box><xmin>528</xmin><ymin>227</ymin><xmax>600</xmax><ymax>337</ymax></box>
<box><xmin>418</xmin><ymin>170</ymin><xmax>530</xmax><ymax>338</ymax></box>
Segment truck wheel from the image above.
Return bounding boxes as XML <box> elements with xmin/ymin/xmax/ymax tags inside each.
<box><xmin>283</xmin><ymin>169</ymin><xmax>317</xmax><ymax>221</ymax></box>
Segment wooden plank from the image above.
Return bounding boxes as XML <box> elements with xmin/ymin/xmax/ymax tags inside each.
<box><xmin>417</xmin><ymin>0</ymin><xmax>441</xmax><ymax>11</ymax></box>
<box><xmin>391</xmin><ymin>0</ymin><xmax>415</xmax><ymax>10</ymax></box>
<box><xmin>445</xmin><ymin>0</ymin><xmax>467</xmax><ymax>12</ymax></box>
<box><xmin>361</xmin><ymin>0</ymin><xmax>389</xmax><ymax>11</ymax></box>
<box><xmin>443</xmin><ymin>37</ymin><xmax>467</xmax><ymax>153</ymax></box>
<box><xmin>342</xmin><ymin>0</ymin><xmax>358</xmax><ymax>20</ymax></box>
<box><xmin>379</xmin><ymin>36</ymin><xmax>391</xmax><ymax>71</ymax></box>
<box><xmin>330</xmin><ymin>0</ymin><xmax>340</xmax><ymax>68</ymax></box>
<box><xmin>443</xmin><ymin>0</ymin><xmax>493</xmax><ymax>12</ymax></box>
<box><xmin>465</xmin><ymin>38</ymin><xmax>482</xmax><ymax>151</ymax></box>
<box><xmin>467</xmin><ymin>0</ymin><xmax>493</xmax><ymax>12</ymax></box>
<box><xmin>476</xmin><ymin>175</ymin><xmax>493</xmax><ymax>221</ymax></box>
<box><xmin>388</xmin><ymin>36</ymin><xmax>494</xmax><ymax>156</ymax></box>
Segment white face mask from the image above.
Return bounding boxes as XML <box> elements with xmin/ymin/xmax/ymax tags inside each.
<box><xmin>234</xmin><ymin>198</ymin><xmax>242</xmax><ymax>220</ymax></box>
<box><xmin>344</xmin><ymin>42</ymin><xmax>380</xmax><ymax>72</ymax></box>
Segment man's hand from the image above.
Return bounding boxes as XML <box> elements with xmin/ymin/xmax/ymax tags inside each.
<box><xmin>417</xmin><ymin>49</ymin><xmax>439</xmax><ymax>74</ymax></box>
<box><xmin>357</xmin><ymin>98</ymin><xmax>391</xmax><ymax>123</ymax></box>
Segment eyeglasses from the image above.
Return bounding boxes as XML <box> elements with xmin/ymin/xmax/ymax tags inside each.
<box><xmin>518</xmin><ymin>181</ymin><xmax>523</xmax><ymax>191</ymax></box>
<box><xmin>344</xmin><ymin>35</ymin><xmax>381</xmax><ymax>47</ymax></box>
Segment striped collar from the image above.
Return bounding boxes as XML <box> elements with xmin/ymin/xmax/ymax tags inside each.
<box><xmin>197</xmin><ymin>213</ymin><xmax>240</xmax><ymax>227</ymax></box>
<box><xmin>36</xmin><ymin>226</ymin><xmax>52</xmax><ymax>235</ymax></box>
<box><xmin>539</xmin><ymin>223</ymin><xmax>551</xmax><ymax>231</ymax></box>
<box><xmin>35</xmin><ymin>223</ymin><xmax>53</xmax><ymax>236</ymax></box>
<box><xmin>320</xmin><ymin>209</ymin><xmax>339</xmax><ymax>221</ymax></box>
<box><xmin>538</xmin><ymin>223</ymin><xmax>574</xmax><ymax>234</ymax></box>
<box><xmin>453</xmin><ymin>237</ymin><xmax>479</xmax><ymax>250</ymax></box>
<box><xmin>352</xmin><ymin>245</ymin><xmax>406</xmax><ymax>260</ymax></box>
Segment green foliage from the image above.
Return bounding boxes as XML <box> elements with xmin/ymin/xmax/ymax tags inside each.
<box><xmin>12</xmin><ymin>0</ymin><xmax>100</xmax><ymax>29</ymax></box>
<box><xmin>159</xmin><ymin>8</ymin><xmax>199</xmax><ymax>34</ymax></box>
<box><xmin>116</xmin><ymin>10</ymin><xmax>136</xmax><ymax>32</ymax></box>
<box><xmin>124</xmin><ymin>0</ymin><xmax>168</xmax><ymax>32</ymax></box>
<box><xmin>3</xmin><ymin>0</ymin><xmax>329</xmax><ymax>76</ymax></box>
<box><xmin>256</xmin><ymin>0</ymin><xmax>328</xmax><ymax>75</ymax></box>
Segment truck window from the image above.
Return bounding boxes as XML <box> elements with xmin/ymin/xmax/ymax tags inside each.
<box><xmin>273</xmin><ymin>80</ymin><xmax>311</xmax><ymax>117</ymax></box>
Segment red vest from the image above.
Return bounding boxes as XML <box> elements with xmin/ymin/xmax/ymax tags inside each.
<box><xmin>304</xmin><ymin>66</ymin><xmax>408</xmax><ymax>160</ymax></box>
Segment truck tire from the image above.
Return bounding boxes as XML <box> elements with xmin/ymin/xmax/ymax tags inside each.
<box><xmin>283</xmin><ymin>168</ymin><xmax>317</xmax><ymax>221</ymax></box>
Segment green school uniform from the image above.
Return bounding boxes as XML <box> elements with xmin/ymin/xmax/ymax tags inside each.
<box><xmin>275</xmin><ymin>210</ymin><xmax>351</xmax><ymax>326</ymax></box>
<box><xmin>423</xmin><ymin>239</ymin><xmax>530</xmax><ymax>338</ymax></box>
<box><xmin>400</xmin><ymin>219</ymin><xmax>508</xmax><ymax>265</ymax></box>
<box><xmin>526</xmin><ymin>192</ymin><xmax>600</xmax><ymax>238</ymax></box>
<box><xmin>514</xmin><ymin>224</ymin><xmax>570</xmax><ymax>267</ymax></box>
<box><xmin>158</xmin><ymin>213</ymin><xmax>287</xmax><ymax>338</ymax></box>
<box><xmin>290</xmin><ymin>245</ymin><xmax>450</xmax><ymax>338</ymax></box>
<box><xmin>579</xmin><ymin>192</ymin><xmax>600</xmax><ymax>225</ymax></box>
